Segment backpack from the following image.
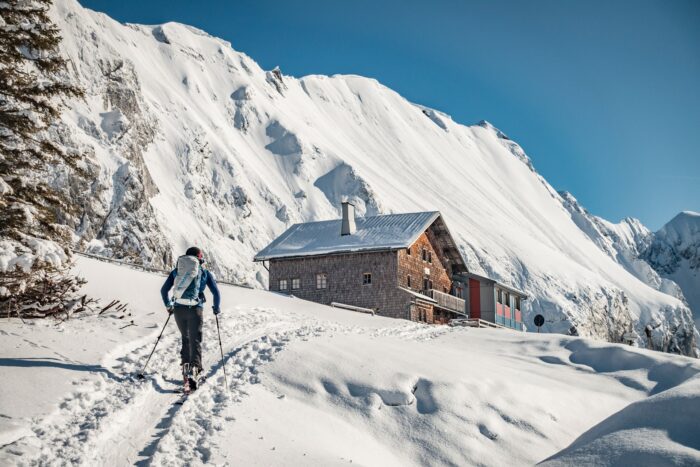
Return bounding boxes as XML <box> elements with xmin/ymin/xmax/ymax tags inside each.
<box><xmin>172</xmin><ymin>255</ymin><xmax>202</xmax><ymax>306</ymax></box>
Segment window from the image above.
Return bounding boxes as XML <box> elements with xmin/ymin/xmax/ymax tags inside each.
<box><xmin>279</xmin><ymin>279</ymin><xmax>288</xmax><ymax>290</ymax></box>
<box><xmin>429</xmin><ymin>280</ymin><xmax>433</xmax><ymax>290</ymax></box>
<box><xmin>515</xmin><ymin>296</ymin><xmax>521</xmax><ymax>310</ymax></box>
<box><xmin>423</xmin><ymin>278</ymin><xmax>429</xmax><ymax>291</ymax></box>
<box><xmin>497</xmin><ymin>289</ymin><xmax>503</xmax><ymax>303</ymax></box>
<box><xmin>363</xmin><ymin>273</ymin><xmax>372</xmax><ymax>285</ymax></box>
<box><xmin>443</xmin><ymin>286</ymin><xmax>447</xmax><ymax>293</ymax></box>
<box><xmin>504</xmin><ymin>292</ymin><xmax>510</xmax><ymax>306</ymax></box>
<box><xmin>407</xmin><ymin>275</ymin><xmax>412</xmax><ymax>288</ymax></box>
<box><xmin>316</xmin><ymin>273</ymin><xmax>327</xmax><ymax>289</ymax></box>
<box><xmin>422</xmin><ymin>248</ymin><xmax>427</xmax><ymax>261</ymax></box>
<box><xmin>406</xmin><ymin>247</ymin><xmax>411</xmax><ymax>256</ymax></box>
<box><xmin>292</xmin><ymin>278</ymin><xmax>301</xmax><ymax>290</ymax></box>
<box><xmin>427</xmin><ymin>251</ymin><xmax>432</xmax><ymax>264</ymax></box>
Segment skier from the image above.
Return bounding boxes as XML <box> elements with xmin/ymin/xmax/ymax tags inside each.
<box><xmin>160</xmin><ymin>246</ymin><xmax>221</xmax><ymax>394</ymax></box>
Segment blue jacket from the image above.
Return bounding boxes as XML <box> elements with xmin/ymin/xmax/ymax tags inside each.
<box><xmin>161</xmin><ymin>267</ymin><xmax>221</xmax><ymax>310</ymax></box>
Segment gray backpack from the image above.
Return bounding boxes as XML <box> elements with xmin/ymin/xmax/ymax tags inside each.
<box><xmin>172</xmin><ymin>255</ymin><xmax>202</xmax><ymax>306</ymax></box>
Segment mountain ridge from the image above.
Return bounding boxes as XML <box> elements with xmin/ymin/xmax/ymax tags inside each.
<box><xmin>47</xmin><ymin>0</ymin><xmax>697</xmax><ymax>355</ymax></box>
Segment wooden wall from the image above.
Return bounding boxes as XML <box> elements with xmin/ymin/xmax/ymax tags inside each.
<box><xmin>396</xmin><ymin>231</ymin><xmax>453</xmax><ymax>294</ymax></box>
<box><xmin>270</xmin><ymin>251</ymin><xmax>411</xmax><ymax>319</ymax></box>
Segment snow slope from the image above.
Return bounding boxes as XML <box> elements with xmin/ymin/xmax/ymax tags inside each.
<box><xmin>46</xmin><ymin>0</ymin><xmax>697</xmax><ymax>354</ymax></box>
<box><xmin>1</xmin><ymin>257</ymin><xmax>699</xmax><ymax>466</ymax></box>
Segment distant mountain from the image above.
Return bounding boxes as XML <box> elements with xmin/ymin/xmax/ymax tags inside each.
<box><xmin>559</xmin><ymin>192</ymin><xmax>698</xmax><ymax>336</ymax></box>
<box><xmin>644</xmin><ymin>212</ymin><xmax>700</xmax><ymax>328</ymax></box>
<box><xmin>45</xmin><ymin>0</ymin><xmax>696</xmax><ymax>355</ymax></box>
<box><xmin>558</xmin><ymin>192</ymin><xmax>686</xmax><ymax>300</ymax></box>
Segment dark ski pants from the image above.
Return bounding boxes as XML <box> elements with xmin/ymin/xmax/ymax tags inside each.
<box><xmin>173</xmin><ymin>305</ymin><xmax>203</xmax><ymax>370</ymax></box>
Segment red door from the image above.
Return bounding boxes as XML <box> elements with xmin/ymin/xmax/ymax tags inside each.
<box><xmin>469</xmin><ymin>279</ymin><xmax>481</xmax><ymax>319</ymax></box>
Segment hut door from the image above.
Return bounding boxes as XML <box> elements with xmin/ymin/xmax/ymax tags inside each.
<box><xmin>411</xmin><ymin>304</ymin><xmax>428</xmax><ymax>323</ymax></box>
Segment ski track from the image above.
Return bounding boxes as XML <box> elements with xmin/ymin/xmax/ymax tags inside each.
<box><xmin>3</xmin><ymin>304</ymin><xmax>443</xmax><ymax>466</ymax></box>
<box><xmin>4</xmin><ymin>307</ymin><xmax>313</xmax><ymax>466</ymax></box>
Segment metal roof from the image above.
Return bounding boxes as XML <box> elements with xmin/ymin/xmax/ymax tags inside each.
<box><xmin>254</xmin><ymin>211</ymin><xmax>466</xmax><ymax>273</ymax></box>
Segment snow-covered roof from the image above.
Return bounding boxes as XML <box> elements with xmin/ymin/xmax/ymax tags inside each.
<box><xmin>255</xmin><ymin>211</ymin><xmax>447</xmax><ymax>261</ymax></box>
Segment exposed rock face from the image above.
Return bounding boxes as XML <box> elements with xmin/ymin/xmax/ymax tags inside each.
<box><xmin>53</xmin><ymin>6</ymin><xmax>174</xmax><ymax>268</ymax></box>
<box><xmin>48</xmin><ymin>0</ymin><xmax>697</xmax><ymax>355</ymax></box>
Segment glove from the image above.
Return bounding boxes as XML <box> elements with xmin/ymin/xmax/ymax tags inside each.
<box><xmin>213</xmin><ymin>306</ymin><xmax>221</xmax><ymax>315</ymax></box>
<box><xmin>166</xmin><ymin>304</ymin><xmax>174</xmax><ymax>314</ymax></box>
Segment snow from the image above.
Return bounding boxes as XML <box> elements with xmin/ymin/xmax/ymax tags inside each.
<box><xmin>668</xmin><ymin>261</ymin><xmax>700</xmax><ymax>328</ymax></box>
<box><xmin>657</xmin><ymin>211</ymin><xmax>700</xmax><ymax>245</ymax></box>
<box><xmin>646</xmin><ymin>211</ymin><xmax>700</xmax><ymax>327</ymax></box>
<box><xmin>541</xmin><ymin>373</ymin><xmax>700</xmax><ymax>466</ymax></box>
<box><xmin>0</xmin><ymin>237</ymin><xmax>67</xmax><ymax>274</ymax></box>
<box><xmin>99</xmin><ymin>108</ymin><xmax>129</xmax><ymax>141</ymax></box>
<box><xmin>1</xmin><ymin>256</ymin><xmax>698</xmax><ymax>465</ymax></box>
<box><xmin>254</xmin><ymin>211</ymin><xmax>439</xmax><ymax>260</ymax></box>
<box><xmin>48</xmin><ymin>0</ymin><xmax>697</xmax><ymax>353</ymax></box>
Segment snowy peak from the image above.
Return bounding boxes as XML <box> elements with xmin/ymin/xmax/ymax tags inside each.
<box><xmin>642</xmin><ymin>211</ymin><xmax>700</xmax><ymax>327</ymax></box>
<box><xmin>656</xmin><ymin>211</ymin><xmax>700</xmax><ymax>247</ymax></box>
<box><xmin>646</xmin><ymin>211</ymin><xmax>700</xmax><ymax>275</ymax></box>
<box><xmin>477</xmin><ymin>120</ymin><xmax>535</xmax><ymax>171</ymax></box>
<box><xmin>561</xmin><ymin>193</ymin><xmax>699</xmax><ymax>329</ymax></box>
<box><xmin>558</xmin><ymin>191</ymin><xmax>652</xmax><ymax>259</ymax></box>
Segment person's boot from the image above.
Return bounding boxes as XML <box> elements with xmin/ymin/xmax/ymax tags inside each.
<box><xmin>189</xmin><ymin>366</ymin><xmax>201</xmax><ymax>391</ymax></box>
<box><xmin>182</xmin><ymin>363</ymin><xmax>191</xmax><ymax>395</ymax></box>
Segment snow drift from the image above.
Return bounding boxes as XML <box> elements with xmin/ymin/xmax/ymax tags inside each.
<box><xmin>1</xmin><ymin>257</ymin><xmax>699</xmax><ymax>465</ymax></box>
<box><xmin>44</xmin><ymin>0</ymin><xmax>696</xmax><ymax>354</ymax></box>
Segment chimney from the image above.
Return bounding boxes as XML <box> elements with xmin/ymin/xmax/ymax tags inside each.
<box><xmin>341</xmin><ymin>200</ymin><xmax>356</xmax><ymax>236</ymax></box>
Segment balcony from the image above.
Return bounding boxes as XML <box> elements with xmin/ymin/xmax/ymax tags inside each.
<box><xmin>422</xmin><ymin>289</ymin><xmax>466</xmax><ymax>315</ymax></box>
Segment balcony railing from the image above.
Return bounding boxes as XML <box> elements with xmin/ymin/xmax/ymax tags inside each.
<box><xmin>422</xmin><ymin>289</ymin><xmax>466</xmax><ymax>314</ymax></box>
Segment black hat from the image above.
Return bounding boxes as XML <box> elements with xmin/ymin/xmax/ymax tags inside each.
<box><xmin>185</xmin><ymin>246</ymin><xmax>202</xmax><ymax>258</ymax></box>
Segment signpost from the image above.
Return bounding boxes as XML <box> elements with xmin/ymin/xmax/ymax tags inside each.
<box><xmin>534</xmin><ymin>314</ymin><xmax>545</xmax><ymax>333</ymax></box>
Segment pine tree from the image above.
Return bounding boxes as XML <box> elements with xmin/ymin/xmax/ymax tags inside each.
<box><xmin>0</xmin><ymin>0</ymin><xmax>88</xmax><ymax>317</ymax></box>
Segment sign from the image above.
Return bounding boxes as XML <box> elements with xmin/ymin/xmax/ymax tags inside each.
<box><xmin>534</xmin><ymin>314</ymin><xmax>544</xmax><ymax>332</ymax></box>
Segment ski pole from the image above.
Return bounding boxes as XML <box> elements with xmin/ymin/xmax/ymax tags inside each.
<box><xmin>215</xmin><ymin>314</ymin><xmax>229</xmax><ymax>390</ymax></box>
<box><xmin>137</xmin><ymin>313</ymin><xmax>172</xmax><ymax>379</ymax></box>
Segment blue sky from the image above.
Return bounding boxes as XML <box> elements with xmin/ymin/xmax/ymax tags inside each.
<box><xmin>79</xmin><ymin>0</ymin><xmax>699</xmax><ymax>230</ymax></box>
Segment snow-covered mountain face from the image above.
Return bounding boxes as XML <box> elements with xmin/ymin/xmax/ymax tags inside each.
<box><xmin>50</xmin><ymin>0</ymin><xmax>697</xmax><ymax>355</ymax></box>
<box><xmin>558</xmin><ymin>192</ymin><xmax>686</xmax><ymax>301</ymax></box>
<box><xmin>644</xmin><ymin>212</ymin><xmax>700</xmax><ymax>328</ymax></box>
<box><xmin>558</xmin><ymin>194</ymin><xmax>699</xmax><ymax>332</ymax></box>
